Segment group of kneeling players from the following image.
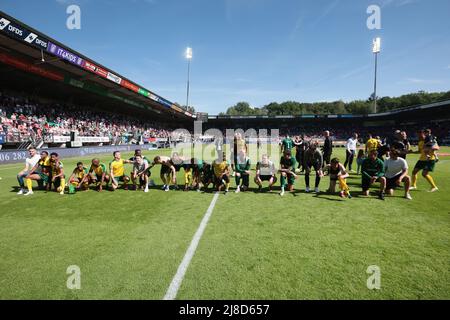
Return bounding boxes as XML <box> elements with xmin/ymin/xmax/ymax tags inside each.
<box><xmin>16</xmin><ymin>132</ymin><xmax>439</xmax><ymax>201</ymax></box>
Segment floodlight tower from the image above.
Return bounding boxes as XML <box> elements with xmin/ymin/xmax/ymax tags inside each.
<box><xmin>185</xmin><ymin>47</ymin><xmax>193</xmax><ymax>110</ymax></box>
<box><xmin>372</xmin><ymin>37</ymin><xmax>381</xmax><ymax>114</ymax></box>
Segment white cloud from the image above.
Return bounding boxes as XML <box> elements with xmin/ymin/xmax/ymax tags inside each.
<box><xmin>405</xmin><ymin>78</ymin><xmax>443</xmax><ymax>84</ymax></box>
<box><xmin>381</xmin><ymin>0</ymin><xmax>420</xmax><ymax>8</ymax></box>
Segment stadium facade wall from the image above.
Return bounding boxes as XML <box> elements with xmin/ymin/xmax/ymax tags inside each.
<box><xmin>0</xmin><ymin>145</ymin><xmax>157</xmax><ymax>165</ymax></box>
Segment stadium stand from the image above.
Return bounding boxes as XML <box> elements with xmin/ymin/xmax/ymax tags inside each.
<box><xmin>1</xmin><ymin>10</ymin><xmax>449</xmax><ymax>151</ymax></box>
<box><xmin>0</xmin><ymin>91</ymin><xmax>175</xmax><ymax>149</ymax></box>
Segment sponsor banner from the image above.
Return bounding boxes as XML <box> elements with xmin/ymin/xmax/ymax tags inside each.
<box><xmin>48</xmin><ymin>136</ymin><xmax>71</xmax><ymax>143</ymax></box>
<box><xmin>48</xmin><ymin>136</ymin><xmax>115</xmax><ymax>144</ymax></box>
<box><xmin>0</xmin><ymin>52</ymin><xmax>64</xmax><ymax>81</ymax></box>
<box><xmin>106</xmin><ymin>71</ymin><xmax>122</xmax><ymax>85</ymax></box>
<box><xmin>0</xmin><ymin>145</ymin><xmax>157</xmax><ymax>164</ymax></box>
<box><xmin>171</xmin><ymin>105</ymin><xmax>183</xmax><ymax>113</ymax></box>
<box><xmin>64</xmin><ymin>76</ymin><xmax>85</xmax><ymax>88</ymax></box>
<box><xmin>149</xmin><ymin>93</ymin><xmax>159</xmax><ymax>102</ymax></box>
<box><xmin>79</xmin><ymin>136</ymin><xmax>110</xmax><ymax>143</ymax></box>
<box><xmin>47</xmin><ymin>41</ymin><xmax>84</xmax><ymax>67</ymax></box>
<box><xmin>138</xmin><ymin>88</ymin><xmax>150</xmax><ymax>97</ymax></box>
<box><xmin>95</xmin><ymin>66</ymin><xmax>108</xmax><ymax>78</ymax></box>
<box><xmin>82</xmin><ymin>60</ymin><xmax>108</xmax><ymax>78</ymax></box>
<box><xmin>157</xmin><ymin>96</ymin><xmax>172</xmax><ymax>108</ymax></box>
<box><xmin>0</xmin><ymin>16</ymin><xmax>49</xmax><ymax>50</ymax></box>
<box><xmin>121</xmin><ymin>80</ymin><xmax>139</xmax><ymax>93</ymax></box>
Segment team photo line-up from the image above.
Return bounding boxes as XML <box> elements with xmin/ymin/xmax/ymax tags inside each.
<box><xmin>15</xmin><ymin>128</ymin><xmax>440</xmax><ymax>200</ymax></box>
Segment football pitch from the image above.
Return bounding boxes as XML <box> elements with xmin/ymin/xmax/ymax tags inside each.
<box><xmin>0</xmin><ymin>147</ymin><xmax>449</xmax><ymax>300</ymax></box>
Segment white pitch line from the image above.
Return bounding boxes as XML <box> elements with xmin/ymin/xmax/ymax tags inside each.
<box><xmin>163</xmin><ymin>192</ymin><xmax>220</xmax><ymax>300</ymax></box>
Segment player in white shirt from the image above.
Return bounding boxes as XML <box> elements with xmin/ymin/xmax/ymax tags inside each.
<box><xmin>384</xmin><ymin>148</ymin><xmax>412</xmax><ymax>200</ymax></box>
<box><xmin>254</xmin><ymin>154</ymin><xmax>278</xmax><ymax>192</ymax></box>
<box><xmin>16</xmin><ymin>147</ymin><xmax>40</xmax><ymax>195</ymax></box>
<box><xmin>344</xmin><ymin>133</ymin><xmax>358</xmax><ymax>172</ymax></box>
<box><xmin>131</xmin><ymin>155</ymin><xmax>150</xmax><ymax>192</ymax></box>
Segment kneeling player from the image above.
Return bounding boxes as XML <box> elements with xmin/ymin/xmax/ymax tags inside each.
<box><xmin>325</xmin><ymin>158</ymin><xmax>351</xmax><ymax>198</ymax></box>
<box><xmin>190</xmin><ymin>158</ymin><xmax>204</xmax><ymax>192</ymax></box>
<box><xmin>213</xmin><ymin>152</ymin><xmax>230</xmax><ymax>194</ymax></box>
<box><xmin>279</xmin><ymin>150</ymin><xmax>298</xmax><ymax>196</ymax></box>
<box><xmin>150</xmin><ymin>156</ymin><xmax>177</xmax><ymax>192</ymax></box>
<box><xmin>83</xmin><ymin>159</ymin><xmax>110</xmax><ymax>192</ymax></box>
<box><xmin>109</xmin><ymin>151</ymin><xmax>132</xmax><ymax>191</ymax></box>
<box><xmin>49</xmin><ymin>153</ymin><xmax>66</xmax><ymax>195</ymax></box>
<box><xmin>68</xmin><ymin>162</ymin><xmax>89</xmax><ymax>193</ymax></box>
<box><xmin>23</xmin><ymin>151</ymin><xmax>51</xmax><ymax>196</ymax></box>
<box><xmin>132</xmin><ymin>155</ymin><xmax>150</xmax><ymax>192</ymax></box>
<box><xmin>384</xmin><ymin>148</ymin><xmax>412</xmax><ymax>200</ymax></box>
<box><xmin>254</xmin><ymin>154</ymin><xmax>277</xmax><ymax>192</ymax></box>
<box><xmin>201</xmin><ymin>162</ymin><xmax>214</xmax><ymax>192</ymax></box>
<box><xmin>361</xmin><ymin>149</ymin><xmax>386</xmax><ymax>200</ymax></box>
<box><xmin>234</xmin><ymin>151</ymin><xmax>251</xmax><ymax>193</ymax></box>
<box><xmin>129</xmin><ymin>149</ymin><xmax>151</xmax><ymax>190</ymax></box>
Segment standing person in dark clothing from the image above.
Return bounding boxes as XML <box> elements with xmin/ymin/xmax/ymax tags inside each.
<box><xmin>390</xmin><ymin>130</ymin><xmax>407</xmax><ymax>159</ymax></box>
<box><xmin>401</xmin><ymin>131</ymin><xmax>411</xmax><ymax>155</ymax></box>
<box><xmin>322</xmin><ymin>130</ymin><xmax>333</xmax><ymax>168</ymax></box>
<box><xmin>304</xmin><ymin>141</ymin><xmax>323</xmax><ymax>193</ymax></box>
<box><xmin>293</xmin><ymin>136</ymin><xmax>304</xmax><ymax>170</ymax></box>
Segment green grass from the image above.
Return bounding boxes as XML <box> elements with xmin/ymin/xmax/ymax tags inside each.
<box><xmin>0</xmin><ymin>147</ymin><xmax>449</xmax><ymax>299</ymax></box>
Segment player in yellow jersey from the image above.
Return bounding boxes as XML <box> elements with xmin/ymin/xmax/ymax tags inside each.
<box><xmin>213</xmin><ymin>152</ymin><xmax>231</xmax><ymax>194</ymax></box>
<box><xmin>325</xmin><ymin>158</ymin><xmax>352</xmax><ymax>199</ymax></box>
<box><xmin>411</xmin><ymin>130</ymin><xmax>439</xmax><ymax>192</ymax></box>
<box><xmin>68</xmin><ymin>162</ymin><xmax>89</xmax><ymax>193</ymax></box>
<box><xmin>23</xmin><ymin>151</ymin><xmax>51</xmax><ymax>196</ymax></box>
<box><xmin>365</xmin><ymin>133</ymin><xmax>380</xmax><ymax>155</ymax></box>
<box><xmin>49</xmin><ymin>153</ymin><xmax>66</xmax><ymax>195</ymax></box>
<box><xmin>81</xmin><ymin>158</ymin><xmax>110</xmax><ymax>192</ymax></box>
<box><xmin>109</xmin><ymin>151</ymin><xmax>132</xmax><ymax>191</ymax></box>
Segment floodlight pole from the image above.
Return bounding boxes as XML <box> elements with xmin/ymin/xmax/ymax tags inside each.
<box><xmin>185</xmin><ymin>47</ymin><xmax>192</xmax><ymax>110</ymax></box>
<box><xmin>373</xmin><ymin>51</ymin><xmax>378</xmax><ymax>114</ymax></box>
<box><xmin>186</xmin><ymin>57</ymin><xmax>191</xmax><ymax>109</ymax></box>
<box><xmin>372</xmin><ymin>37</ymin><xmax>380</xmax><ymax>114</ymax></box>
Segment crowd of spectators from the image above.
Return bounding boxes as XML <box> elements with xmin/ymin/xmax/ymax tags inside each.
<box><xmin>0</xmin><ymin>92</ymin><xmax>173</xmax><ymax>145</ymax></box>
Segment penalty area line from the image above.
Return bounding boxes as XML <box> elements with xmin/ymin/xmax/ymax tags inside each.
<box><xmin>163</xmin><ymin>192</ymin><xmax>220</xmax><ymax>300</ymax></box>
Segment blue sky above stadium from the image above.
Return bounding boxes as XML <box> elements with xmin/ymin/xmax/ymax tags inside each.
<box><xmin>1</xmin><ymin>0</ymin><xmax>449</xmax><ymax>114</ymax></box>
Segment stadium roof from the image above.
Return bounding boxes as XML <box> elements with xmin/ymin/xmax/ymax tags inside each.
<box><xmin>0</xmin><ymin>10</ymin><xmax>195</xmax><ymax>120</ymax></box>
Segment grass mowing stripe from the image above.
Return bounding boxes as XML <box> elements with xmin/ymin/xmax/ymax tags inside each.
<box><xmin>164</xmin><ymin>192</ymin><xmax>220</xmax><ymax>300</ymax></box>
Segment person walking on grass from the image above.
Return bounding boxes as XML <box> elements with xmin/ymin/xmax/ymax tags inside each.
<box><xmin>344</xmin><ymin>133</ymin><xmax>358</xmax><ymax>172</ymax></box>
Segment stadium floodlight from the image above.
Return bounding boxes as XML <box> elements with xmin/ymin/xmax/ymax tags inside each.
<box><xmin>372</xmin><ymin>37</ymin><xmax>381</xmax><ymax>114</ymax></box>
<box><xmin>186</xmin><ymin>47</ymin><xmax>193</xmax><ymax>60</ymax></box>
<box><xmin>185</xmin><ymin>47</ymin><xmax>192</xmax><ymax>109</ymax></box>
<box><xmin>372</xmin><ymin>37</ymin><xmax>381</xmax><ymax>53</ymax></box>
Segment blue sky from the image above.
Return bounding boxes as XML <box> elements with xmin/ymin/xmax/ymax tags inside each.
<box><xmin>1</xmin><ymin>0</ymin><xmax>449</xmax><ymax>114</ymax></box>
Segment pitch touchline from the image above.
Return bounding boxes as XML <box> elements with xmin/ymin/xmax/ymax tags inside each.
<box><xmin>163</xmin><ymin>192</ymin><xmax>220</xmax><ymax>300</ymax></box>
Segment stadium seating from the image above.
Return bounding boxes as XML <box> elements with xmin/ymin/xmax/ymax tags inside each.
<box><xmin>0</xmin><ymin>91</ymin><xmax>172</xmax><ymax>148</ymax></box>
